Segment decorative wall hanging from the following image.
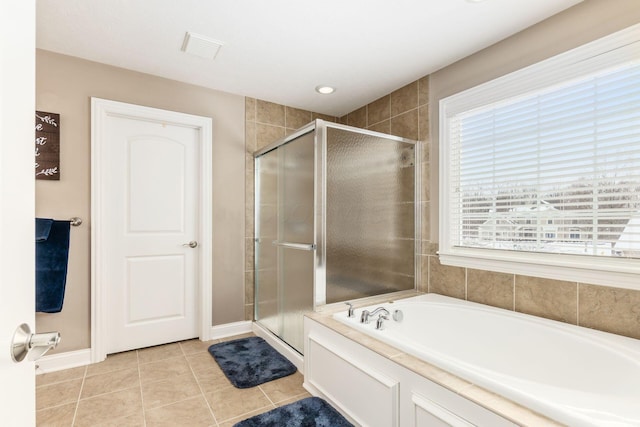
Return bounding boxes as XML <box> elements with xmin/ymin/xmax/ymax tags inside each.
<box><xmin>35</xmin><ymin>111</ymin><xmax>60</xmax><ymax>180</ymax></box>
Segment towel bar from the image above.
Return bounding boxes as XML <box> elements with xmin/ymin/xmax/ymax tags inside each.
<box><xmin>68</xmin><ymin>217</ymin><xmax>82</xmax><ymax>226</ymax></box>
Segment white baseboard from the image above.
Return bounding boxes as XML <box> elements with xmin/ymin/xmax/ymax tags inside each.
<box><xmin>252</xmin><ymin>322</ymin><xmax>304</xmax><ymax>374</ymax></box>
<box><xmin>35</xmin><ymin>321</ymin><xmax>252</xmax><ymax>375</ymax></box>
<box><xmin>35</xmin><ymin>348</ymin><xmax>92</xmax><ymax>374</ymax></box>
<box><xmin>210</xmin><ymin>320</ymin><xmax>252</xmax><ymax>340</ymax></box>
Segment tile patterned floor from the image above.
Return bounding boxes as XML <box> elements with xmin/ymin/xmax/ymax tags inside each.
<box><xmin>36</xmin><ymin>333</ymin><xmax>311</xmax><ymax>426</ymax></box>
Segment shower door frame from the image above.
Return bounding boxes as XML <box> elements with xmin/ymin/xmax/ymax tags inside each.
<box><xmin>253</xmin><ymin>119</ymin><xmax>421</xmax><ymax>336</ymax></box>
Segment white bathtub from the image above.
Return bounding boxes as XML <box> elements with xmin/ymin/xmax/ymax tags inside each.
<box><xmin>333</xmin><ymin>293</ymin><xmax>640</xmax><ymax>427</ymax></box>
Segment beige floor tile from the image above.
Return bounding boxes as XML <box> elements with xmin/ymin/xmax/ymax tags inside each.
<box><xmin>86</xmin><ymin>351</ymin><xmax>138</xmax><ymax>377</ymax></box>
<box><xmin>275</xmin><ymin>392</ymin><xmax>312</xmax><ymax>407</ymax></box>
<box><xmin>139</xmin><ymin>356</ymin><xmax>191</xmax><ymax>384</ymax></box>
<box><xmin>179</xmin><ymin>339</ymin><xmax>215</xmax><ymax>355</ymax></box>
<box><xmin>196</xmin><ymin>370</ymin><xmax>232</xmax><ymax>393</ymax></box>
<box><xmin>141</xmin><ymin>372</ymin><xmax>200</xmax><ymax>409</ymax></box>
<box><xmin>205</xmin><ymin>384</ymin><xmax>272</xmax><ymax>422</ymax></box>
<box><xmin>93</xmin><ymin>411</ymin><xmax>145</xmax><ymax>427</ymax></box>
<box><xmin>36</xmin><ymin>378</ymin><xmax>83</xmax><ymax>410</ymax></box>
<box><xmin>36</xmin><ymin>366</ymin><xmax>86</xmax><ymax>387</ymax></box>
<box><xmin>81</xmin><ymin>367</ymin><xmax>139</xmax><ymax>399</ymax></box>
<box><xmin>145</xmin><ymin>396</ymin><xmax>215</xmax><ymax>427</ymax></box>
<box><xmin>138</xmin><ymin>342</ymin><xmax>184</xmax><ymax>364</ymax></box>
<box><xmin>33</xmin><ymin>337</ymin><xmax>306</xmax><ymax>427</ymax></box>
<box><xmin>217</xmin><ymin>405</ymin><xmax>275</xmax><ymax>427</ymax></box>
<box><xmin>259</xmin><ymin>372</ymin><xmax>305</xmax><ymax>404</ymax></box>
<box><xmin>186</xmin><ymin>352</ymin><xmax>224</xmax><ymax>377</ymax></box>
<box><xmin>36</xmin><ymin>402</ymin><xmax>76</xmax><ymax>426</ymax></box>
<box><xmin>74</xmin><ymin>387</ymin><xmax>142</xmax><ymax>427</ymax></box>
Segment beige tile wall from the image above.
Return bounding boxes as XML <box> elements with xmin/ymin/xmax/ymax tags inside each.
<box><xmin>244</xmin><ymin>75</ymin><xmax>640</xmax><ymax>341</ymax></box>
<box><xmin>244</xmin><ymin>98</ymin><xmax>337</xmax><ymax>319</ymax></box>
<box><xmin>339</xmin><ymin>75</ymin><xmax>640</xmax><ymax>341</ymax></box>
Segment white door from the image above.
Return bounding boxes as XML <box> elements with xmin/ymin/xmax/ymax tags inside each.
<box><xmin>98</xmin><ymin>102</ymin><xmax>205</xmax><ymax>354</ymax></box>
<box><xmin>0</xmin><ymin>1</ymin><xmax>36</xmax><ymax>424</ymax></box>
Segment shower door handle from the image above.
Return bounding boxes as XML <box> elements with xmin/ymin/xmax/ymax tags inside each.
<box><xmin>272</xmin><ymin>241</ymin><xmax>316</xmax><ymax>251</ymax></box>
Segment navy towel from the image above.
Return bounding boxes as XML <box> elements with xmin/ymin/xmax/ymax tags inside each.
<box><xmin>36</xmin><ymin>219</ymin><xmax>70</xmax><ymax>313</ymax></box>
<box><xmin>35</xmin><ymin>218</ymin><xmax>53</xmax><ymax>242</ymax></box>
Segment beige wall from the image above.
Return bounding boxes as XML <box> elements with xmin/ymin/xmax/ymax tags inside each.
<box><xmin>36</xmin><ymin>50</ymin><xmax>246</xmax><ymax>353</ymax></box>
<box><xmin>341</xmin><ymin>0</ymin><xmax>640</xmax><ymax>340</ymax></box>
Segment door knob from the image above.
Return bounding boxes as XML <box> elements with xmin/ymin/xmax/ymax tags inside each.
<box><xmin>182</xmin><ymin>241</ymin><xmax>198</xmax><ymax>248</ymax></box>
<box><xmin>10</xmin><ymin>323</ymin><xmax>61</xmax><ymax>363</ymax></box>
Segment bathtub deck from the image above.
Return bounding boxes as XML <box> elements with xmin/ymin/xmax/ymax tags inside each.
<box><xmin>306</xmin><ymin>299</ymin><xmax>565</xmax><ymax>427</ymax></box>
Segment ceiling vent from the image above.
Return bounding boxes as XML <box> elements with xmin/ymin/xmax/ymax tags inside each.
<box><xmin>181</xmin><ymin>32</ymin><xmax>223</xmax><ymax>59</ymax></box>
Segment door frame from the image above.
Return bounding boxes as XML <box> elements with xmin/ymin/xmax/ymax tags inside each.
<box><xmin>90</xmin><ymin>97</ymin><xmax>213</xmax><ymax>363</ymax></box>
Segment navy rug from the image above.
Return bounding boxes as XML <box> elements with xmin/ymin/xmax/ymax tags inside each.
<box><xmin>233</xmin><ymin>397</ymin><xmax>353</xmax><ymax>427</ymax></box>
<box><xmin>208</xmin><ymin>336</ymin><xmax>296</xmax><ymax>388</ymax></box>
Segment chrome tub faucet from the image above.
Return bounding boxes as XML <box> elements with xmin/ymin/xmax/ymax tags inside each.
<box><xmin>360</xmin><ymin>307</ymin><xmax>390</xmax><ymax>324</ymax></box>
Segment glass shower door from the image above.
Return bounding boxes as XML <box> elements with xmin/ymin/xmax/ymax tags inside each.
<box><xmin>255</xmin><ymin>130</ymin><xmax>315</xmax><ymax>354</ymax></box>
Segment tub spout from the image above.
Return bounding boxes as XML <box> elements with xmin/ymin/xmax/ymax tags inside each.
<box><xmin>361</xmin><ymin>307</ymin><xmax>390</xmax><ymax>324</ymax></box>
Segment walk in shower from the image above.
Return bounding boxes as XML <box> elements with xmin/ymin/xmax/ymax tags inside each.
<box><xmin>254</xmin><ymin>120</ymin><xmax>419</xmax><ymax>354</ymax></box>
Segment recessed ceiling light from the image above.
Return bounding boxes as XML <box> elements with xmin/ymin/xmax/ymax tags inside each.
<box><xmin>315</xmin><ymin>85</ymin><xmax>336</xmax><ymax>95</ymax></box>
<box><xmin>181</xmin><ymin>32</ymin><xmax>224</xmax><ymax>59</ymax></box>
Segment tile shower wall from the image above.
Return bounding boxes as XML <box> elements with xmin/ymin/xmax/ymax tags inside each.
<box><xmin>340</xmin><ymin>76</ymin><xmax>640</xmax><ymax>341</ymax></box>
<box><xmin>244</xmin><ymin>98</ymin><xmax>337</xmax><ymax>320</ymax></box>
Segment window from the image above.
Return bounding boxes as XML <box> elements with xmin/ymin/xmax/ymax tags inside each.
<box><xmin>439</xmin><ymin>24</ymin><xmax>640</xmax><ymax>288</ymax></box>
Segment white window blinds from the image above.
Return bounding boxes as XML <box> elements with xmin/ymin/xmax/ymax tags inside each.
<box><xmin>439</xmin><ymin>24</ymin><xmax>640</xmax><ymax>288</ymax></box>
<box><xmin>449</xmin><ymin>62</ymin><xmax>640</xmax><ymax>258</ymax></box>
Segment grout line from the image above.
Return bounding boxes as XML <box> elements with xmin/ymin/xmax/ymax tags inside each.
<box><xmin>464</xmin><ymin>268</ymin><xmax>468</xmax><ymax>300</ymax></box>
<box><xmin>136</xmin><ymin>349</ymin><xmax>148</xmax><ymax>427</ymax></box>
<box><xmin>70</xmin><ymin>365</ymin><xmax>87</xmax><ymax>426</ymax></box>
<box><xmin>257</xmin><ymin>384</ymin><xmax>276</xmax><ymax>407</ymax></box>
<box><xmin>576</xmin><ymin>282</ymin><xmax>580</xmax><ymax>326</ymax></box>
<box><xmin>427</xmin><ymin>255</ymin><xmax>430</xmax><ymax>293</ymax></box>
<box><xmin>512</xmin><ymin>275</ymin><xmax>516</xmax><ymax>311</ymax></box>
<box><xmin>253</xmin><ymin>120</ymin><xmax>287</xmax><ymax>128</ymax></box>
<box><xmin>187</xmin><ymin>352</ymin><xmax>220</xmax><ymax>427</ymax></box>
<box><xmin>367</xmin><ymin>105</ymin><xmax>421</xmax><ymax>130</ymax></box>
<box><xmin>222</xmin><ymin>403</ymin><xmax>275</xmax><ymax>425</ymax></box>
<box><xmin>72</xmin><ymin>384</ymin><xmax>141</xmax><ymax>402</ymax></box>
<box><xmin>281</xmin><ymin>391</ymin><xmax>312</xmax><ymax>404</ymax></box>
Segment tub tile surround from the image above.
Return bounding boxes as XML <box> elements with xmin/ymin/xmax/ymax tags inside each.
<box><xmin>423</xmin><ymin>252</ymin><xmax>640</xmax><ymax>340</ymax></box>
<box><xmin>305</xmin><ymin>312</ymin><xmax>564</xmax><ymax>427</ymax></box>
<box><xmin>35</xmin><ymin>334</ymin><xmax>310</xmax><ymax>426</ymax></box>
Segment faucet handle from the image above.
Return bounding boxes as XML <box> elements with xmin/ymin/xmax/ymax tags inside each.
<box><xmin>392</xmin><ymin>309</ymin><xmax>403</xmax><ymax>322</ymax></box>
<box><xmin>376</xmin><ymin>314</ymin><xmax>389</xmax><ymax>330</ymax></box>
<box><xmin>345</xmin><ymin>302</ymin><xmax>355</xmax><ymax>318</ymax></box>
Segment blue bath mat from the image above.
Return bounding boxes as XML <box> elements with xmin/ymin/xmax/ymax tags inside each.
<box><xmin>233</xmin><ymin>397</ymin><xmax>354</xmax><ymax>427</ymax></box>
<box><xmin>208</xmin><ymin>336</ymin><xmax>296</xmax><ymax>388</ymax></box>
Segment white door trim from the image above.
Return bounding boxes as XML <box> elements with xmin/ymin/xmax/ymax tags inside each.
<box><xmin>91</xmin><ymin>98</ymin><xmax>213</xmax><ymax>363</ymax></box>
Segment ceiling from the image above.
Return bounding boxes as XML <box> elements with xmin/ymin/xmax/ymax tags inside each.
<box><xmin>36</xmin><ymin>0</ymin><xmax>582</xmax><ymax>117</ymax></box>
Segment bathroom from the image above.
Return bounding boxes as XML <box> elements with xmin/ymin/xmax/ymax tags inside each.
<box><xmin>2</xmin><ymin>0</ymin><xmax>640</xmax><ymax>426</ymax></box>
